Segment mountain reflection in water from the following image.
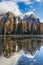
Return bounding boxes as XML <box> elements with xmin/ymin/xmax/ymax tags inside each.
<box><xmin>18</xmin><ymin>46</ymin><xmax>43</xmax><ymax>65</ymax></box>
<box><xmin>0</xmin><ymin>36</ymin><xmax>43</xmax><ymax>65</ymax></box>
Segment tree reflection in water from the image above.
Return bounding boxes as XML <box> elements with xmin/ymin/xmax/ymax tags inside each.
<box><xmin>0</xmin><ymin>36</ymin><xmax>43</xmax><ymax>58</ymax></box>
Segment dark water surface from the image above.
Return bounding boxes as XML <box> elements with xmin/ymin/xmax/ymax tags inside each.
<box><xmin>0</xmin><ymin>35</ymin><xmax>43</xmax><ymax>65</ymax></box>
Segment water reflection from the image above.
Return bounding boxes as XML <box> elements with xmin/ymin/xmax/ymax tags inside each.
<box><xmin>34</xmin><ymin>46</ymin><xmax>43</xmax><ymax>65</ymax></box>
<box><xmin>0</xmin><ymin>36</ymin><xmax>43</xmax><ymax>65</ymax></box>
<box><xmin>17</xmin><ymin>46</ymin><xmax>43</xmax><ymax>65</ymax></box>
<box><xmin>0</xmin><ymin>36</ymin><xmax>43</xmax><ymax>58</ymax></box>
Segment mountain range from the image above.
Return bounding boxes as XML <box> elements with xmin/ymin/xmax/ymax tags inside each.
<box><xmin>0</xmin><ymin>11</ymin><xmax>41</xmax><ymax>35</ymax></box>
<box><xmin>0</xmin><ymin>11</ymin><xmax>40</xmax><ymax>24</ymax></box>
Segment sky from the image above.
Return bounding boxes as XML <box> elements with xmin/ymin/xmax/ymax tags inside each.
<box><xmin>0</xmin><ymin>0</ymin><xmax>43</xmax><ymax>22</ymax></box>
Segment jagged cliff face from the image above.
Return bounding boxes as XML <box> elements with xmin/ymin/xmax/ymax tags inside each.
<box><xmin>0</xmin><ymin>11</ymin><xmax>40</xmax><ymax>34</ymax></box>
<box><xmin>2</xmin><ymin>12</ymin><xmax>15</xmax><ymax>34</ymax></box>
<box><xmin>0</xmin><ymin>12</ymin><xmax>19</xmax><ymax>34</ymax></box>
<box><xmin>21</xmin><ymin>13</ymin><xmax>40</xmax><ymax>34</ymax></box>
<box><xmin>23</xmin><ymin>13</ymin><xmax>40</xmax><ymax>24</ymax></box>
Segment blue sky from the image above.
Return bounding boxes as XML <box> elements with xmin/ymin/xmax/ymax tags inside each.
<box><xmin>0</xmin><ymin>0</ymin><xmax>43</xmax><ymax>21</ymax></box>
<box><xmin>17</xmin><ymin>0</ymin><xmax>43</xmax><ymax>20</ymax></box>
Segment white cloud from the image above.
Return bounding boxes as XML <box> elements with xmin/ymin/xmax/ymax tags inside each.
<box><xmin>32</xmin><ymin>9</ymin><xmax>35</xmax><ymax>12</ymax></box>
<box><xmin>3</xmin><ymin>0</ymin><xmax>29</xmax><ymax>3</ymax></box>
<box><xmin>14</xmin><ymin>0</ymin><xmax>29</xmax><ymax>2</ymax></box>
<box><xmin>2</xmin><ymin>0</ymin><xmax>32</xmax><ymax>5</ymax></box>
<box><xmin>25</xmin><ymin>11</ymin><xmax>35</xmax><ymax>16</ymax></box>
<box><xmin>0</xmin><ymin>0</ymin><xmax>33</xmax><ymax>17</ymax></box>
<box><xmin>36</xmin><ymin>0</ymin><xmax>42</xmax><ymax>2</ymax></box>
<box><xmin>30</xmin><ymin>5</ymin><xmax>33</xmax><ymax>8</ymax></box>
<box><xmin>0</xmin><ymin>1</ymin><xmax>22</xmax><ymax>16</ymax></box>
<box><xmin>25</xmin><ymin>1</ymin><xmax>33</xmax><ymax>5</ymax></box>
<box><xmin>40</xmin><ymin>19</ymin><xmax>43</xmax><ymax>23</ymax></box>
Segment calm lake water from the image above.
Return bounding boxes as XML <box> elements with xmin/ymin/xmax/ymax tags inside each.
<box><xmin>0</xmin><ymin>35</ymin><xmax>43</xmax><ymax>65</ymax></box>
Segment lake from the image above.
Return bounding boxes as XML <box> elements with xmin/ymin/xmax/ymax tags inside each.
<box><xmin>0</xmin><ymin>35</ymin><xmax>43</xmax><ymax>65</ymax></box>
